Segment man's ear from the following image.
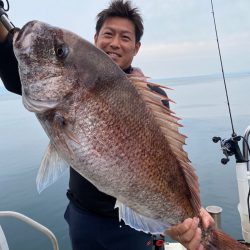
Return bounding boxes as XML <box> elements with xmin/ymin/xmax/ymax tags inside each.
<box><xmin>94</xmin><ymin>34</ymin><xmax>98</xmax><ymax>46</ymax></box>
<box><xmin>134</xmin><ymin>41</ymin><xmax>141</xmax><ymax>56</ymax></box>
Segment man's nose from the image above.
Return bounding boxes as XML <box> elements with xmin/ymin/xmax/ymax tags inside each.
<box><xmin>110</xmin><ymin>36</ymin><xmax>120</xmax><ymax>48</ymax></box>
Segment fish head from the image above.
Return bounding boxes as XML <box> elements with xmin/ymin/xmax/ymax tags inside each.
<box><xmin>13</xmin><ymin>21</ymin><xmax>76</xmax><ymax>113</ymax></box>
<box><xmin>13</xmin><ymin>20</ymin><xmax>122</xmax><ymax>113</ymax></box>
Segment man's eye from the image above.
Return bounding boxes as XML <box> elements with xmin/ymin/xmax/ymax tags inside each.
<box><xmin>122</xmin><ymin>36</ymin><xmax>130</xmax><ymax>41</ymax></box>
<box><xmin>104</xmin><ymin>32</ymin><xmax>112</xmax><ymax>37</ymax></box>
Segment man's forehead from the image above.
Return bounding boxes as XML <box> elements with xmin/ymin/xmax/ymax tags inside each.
<box><xmin>101</xmin><ymin>17</ymin><xmax>135</xmax><ymax>34</ymax></box>
<box><xmin>102</xmin><ymin>26</ymin><xmax>134</xmax><ymax>35</ymax></box>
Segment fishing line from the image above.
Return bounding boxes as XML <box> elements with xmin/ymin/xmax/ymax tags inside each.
<box><xmin>239</xmin><ymin>135</ymin><xmax>250</xmax><ymax>221</ymax></box>
<box><xmin>210</xmin><ymin>0</ymin><xmax>236</xmax><ymax>137</ymax></box>
<box><xmin>248</xmin><ymin>189</ymin><xmax>250</xmax><ymax>222</ymax></box>
<box><xmin>241</xmin><ymin>136</ymin><xmax>250</xmax><ymax>220</ymax></box>
<box><xmin>240</xmin><ymin>136</ymin><xmax>250</xmax><ymax>155</ymax></box>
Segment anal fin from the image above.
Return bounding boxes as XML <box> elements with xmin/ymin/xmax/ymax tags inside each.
<box><xmin>115</xmin><ymin>201</ymin><xmax>170</xmax><ymax>234</ymax></box>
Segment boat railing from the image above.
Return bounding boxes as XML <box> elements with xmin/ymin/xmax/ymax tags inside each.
<box><xmin>0</xmin><ymin>211</ymin><xmax>59</xmax><ymax>250</ymax></box>
<box><xmin>243</xmin><ymin>125</ymin><xmax>250</xmax><ymax>169</ymax></box>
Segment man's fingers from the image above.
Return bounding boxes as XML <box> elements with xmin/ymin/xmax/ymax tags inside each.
<box><xmin>166</xmin><ymin>217</ymin><xmax>203</xmax><ymax>250</ymax></box>
<box><xmin>179</xmin><ymin>217</ymin><xmax>199</xmax><ymax>243</ymax></box>
<box><xmin>165</xmin><ymin>218</ymin><xmax>193</xmax><ymax>239</ymax></box>
<box><xmin>186</xmin><ymin>227</ymin><xmax>203</xmax><ymax>250</ymax></box>
<box><xmin>166</xmin><ymin>217</ymin><xmax>200</xmax><ymax>246</ymax></box>
<box><xmin>200</xmin><ymin>208</ymin><xmax>215</xmax><ymax>229</ymax></box>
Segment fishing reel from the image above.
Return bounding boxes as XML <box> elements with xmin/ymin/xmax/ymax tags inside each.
<box><xmin>212</xmin><ymin>134</ymin><xmax>246</xmax><ymax>165</ymax></box>
<box><xmin>0</xmin><ymin>0</ymin><xmax>16</xmax><ymax>34</ymax></box>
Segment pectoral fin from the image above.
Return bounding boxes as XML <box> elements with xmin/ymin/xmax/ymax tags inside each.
<box><xmin>36</xmin><ymin>142</ymin><xmax>69</xmax><ymax>193</ymax></box>
<box><xmin>115</xmin><ymin>201</ymin><xmax>170</xmax><ymax>234</ymax></box>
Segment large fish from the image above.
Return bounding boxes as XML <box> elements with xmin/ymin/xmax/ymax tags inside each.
<box><xmin>13</xmin><ymin>21</ymin><xmax>247</xmax><ymax>249</ymax></box>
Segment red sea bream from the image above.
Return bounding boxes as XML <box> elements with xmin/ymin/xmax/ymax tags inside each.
<box><xmin>13</xmin><ymin>21</ymin><xmax>248</xmax><ymax>249</ymax></box>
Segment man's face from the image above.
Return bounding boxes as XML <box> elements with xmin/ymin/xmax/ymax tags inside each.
<box><xmin>94</xmin><ymin>17</ymin><xmax>141</xmax><ymax>70</ymax></box>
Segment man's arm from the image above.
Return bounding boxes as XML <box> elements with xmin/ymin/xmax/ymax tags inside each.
<box><xmin>131</xmin><ymin>67</ymin><xmax>170</xmax><ymax>109</ymax></box>
<box><xmin>0</xmin><ymin>23</ymin><xmax>22</xmax><ymax>95</ymax></box>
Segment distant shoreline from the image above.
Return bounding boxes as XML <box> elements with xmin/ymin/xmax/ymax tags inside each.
<box><xmin>153</xmin><ymin>71</ymin><xmax>250</xmax><ymax>83</ymax></box>
<box><xmin>1</xmin><ymin>71</ymin><xmax>250</xmax><ymax>91</ymax></box>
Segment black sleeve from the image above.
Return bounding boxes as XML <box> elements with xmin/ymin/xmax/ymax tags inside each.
<box><xmin>147</xmin><ymin>84</ymin><xmax>170</xmax><ymax>108</ymax></box>
<box><xmin>0</xmin><ymin>33</ymin><xmax>22</xmax><ymax>95</ymax></box>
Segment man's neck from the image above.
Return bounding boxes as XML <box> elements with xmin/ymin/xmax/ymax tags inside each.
<box><xmin>123</xmin><ymin>66</ymin><xmax>132</xmax><ymax>74</ymax></box>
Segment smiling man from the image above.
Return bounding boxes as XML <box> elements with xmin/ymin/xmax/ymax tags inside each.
<box><xmin>94</xmin><ymin>16</ymin><xmax>140</xmax><ymax>71</ymax></box>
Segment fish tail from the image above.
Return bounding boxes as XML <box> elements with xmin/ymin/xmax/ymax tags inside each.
<box><xmin>203</xmin><ymin>229</ymin><xmax>249</xmax><ymax>250</ymax></box>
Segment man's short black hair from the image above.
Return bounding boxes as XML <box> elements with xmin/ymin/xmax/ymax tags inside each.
<box><xmin>96</xmin><ymin>0</ymin><xmax>144</xmax><ymax>43</ymax></box>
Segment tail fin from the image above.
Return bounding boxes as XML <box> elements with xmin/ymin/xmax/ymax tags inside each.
<box><xmin>204</xmin><ymin>229</ymin><xmax>249</xmax><ymax>250</ymax></box>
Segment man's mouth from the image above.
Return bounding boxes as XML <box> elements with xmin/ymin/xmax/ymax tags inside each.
<box><xmin>106</xmin><ymin>52</ymin><xmax>121</xmax><ymax>60</ymax></box>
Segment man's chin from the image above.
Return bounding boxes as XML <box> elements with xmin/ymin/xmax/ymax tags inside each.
<box><xmin>109</xmin><ymin>58</ymin><xmax>122</xmax><ymax>68</ymax></box>
<box><xmin>108</xmin><ymin>55</ymin><xmax>118</xmax><ymax>62</ymax></box>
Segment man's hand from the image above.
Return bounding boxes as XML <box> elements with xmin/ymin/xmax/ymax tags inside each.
<box><xmin>0</xmin><ymin>22</ymin><xmax>8</xmax><ymax>42</ymax></box>
<box><xmin>165</xmin><ymin>208</ymin><xmax>215</xmax><ymax>250</ymax></box>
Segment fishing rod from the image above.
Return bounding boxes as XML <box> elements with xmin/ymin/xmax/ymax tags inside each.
<box><xmin>210</xmin><ymin>0</ymin><xmax>250</xmax><ymax>243</ymax></box>
<box><xmin>210</xmin><ymin>0</ymin><xmax>236</xmax><ymax>138</ymax></box>
<box><xmin>0</xmin><ymin>0</ymin><xmax>16</xmax><ymax>34</ymax></box>
<box><xmin>210</xmin><ymin>0</ymin><xmax>246</xmax><ymax>165</ymax></box>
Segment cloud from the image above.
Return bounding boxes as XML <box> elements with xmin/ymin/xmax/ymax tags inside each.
<box><xmin>3</xmin><ymin>0</ymin><xmax>250</xmax><ymax>79</ymax></box>
<box><xmin>134</xmin><ymin>30</ymin><xmax>250</xmax><ymax>78</ymax></box>
<box><xmin>141</xmin><ymin>31</ymin><xmax>250</xmax><ymax>57</ymax></box>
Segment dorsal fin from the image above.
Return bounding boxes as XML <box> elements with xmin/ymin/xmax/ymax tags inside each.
<box><xmin>128</xmin><ymin>75</ymin><xmax>201</xmax><ymax>215</ymax></box>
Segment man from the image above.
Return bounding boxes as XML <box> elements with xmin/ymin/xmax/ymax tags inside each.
<box><xmin>0</xmin><ymin>1</ymin><xmax>214</xmax><ymax>249</ymax></box>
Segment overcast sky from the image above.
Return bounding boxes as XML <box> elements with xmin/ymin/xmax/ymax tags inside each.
<box><xmin>2</xmin><ymin>0</ymin><xmax>250</xmax><ymax>78</ymax></box>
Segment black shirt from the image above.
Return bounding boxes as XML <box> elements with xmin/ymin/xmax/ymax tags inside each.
<box><xmin>0</xmin><ymin>33</ymin><xmax>169</xmax><ymax>217</ymax></box>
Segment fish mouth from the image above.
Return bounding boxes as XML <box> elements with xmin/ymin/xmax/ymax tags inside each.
<box><xmin>22</xmin><ymin>94</ymin><xmax>59</xmax><ymax>114</ymax></box>
<box><xmin>13</xmin><ymin>21</ymin><xmax>40</xmax><ymax>52</ymax></box>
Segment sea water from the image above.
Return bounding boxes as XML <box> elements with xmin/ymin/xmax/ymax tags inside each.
<box><xmin>0</xmin><ymin>72</ymin><xmax>249</xmax><ymax>249</ymax></box>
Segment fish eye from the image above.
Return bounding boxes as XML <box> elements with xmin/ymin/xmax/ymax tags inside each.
<box><xmin>55</xmin><ymin>44</ymin><xmax>69</xmax><ymax>59</ymax></box>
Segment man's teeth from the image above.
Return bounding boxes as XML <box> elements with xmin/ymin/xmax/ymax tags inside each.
<box><xmin>108</xmin><ymin>52</ymin><xmax>119</xmax><ymax>57</ymax></box>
